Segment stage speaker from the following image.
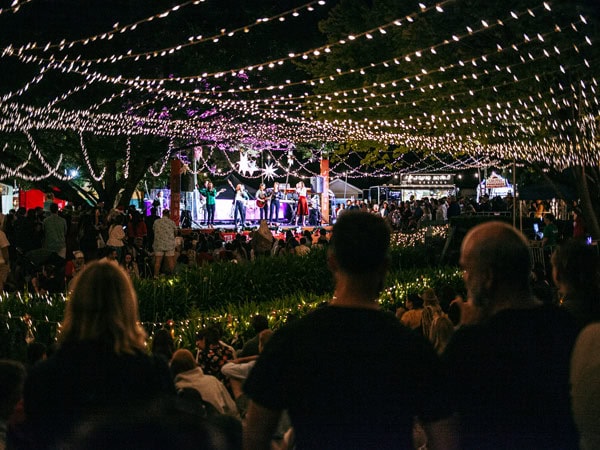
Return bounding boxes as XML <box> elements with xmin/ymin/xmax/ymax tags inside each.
<box><xmin>310</xmin><ymin>176</ymin><xmax>324</xmax><ymax>194</ymax></box>
<box><xmin>181</xmin><ymin>173</ymin><xmax>195</xmax><ymax>192</ymax></box>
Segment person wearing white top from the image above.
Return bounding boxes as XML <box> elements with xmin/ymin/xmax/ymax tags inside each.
<box><xmin>234</xmin><ymin>184</ymin><xmax>250</xmax><ymax>228</ymax></box>
<box><xmin>170</xmin><ymin>349</ymin><xmax>239</xmax><ymax>418</ymax></box>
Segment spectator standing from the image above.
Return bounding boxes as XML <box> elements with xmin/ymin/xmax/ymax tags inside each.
<box><xmin>65</xmin><ymin>250</ymin><xmax>86</xmax><ymax>287</ymax></box>
<box><xmin>447</xmin><ymin>196</ymin><xmax>461</xmax><ymax>220</ymax></box>
<box><xmin>106</xmin><ymin>214</ymin><xmax>126</xmax><ymax>262</ymax></box>
<box><xmin>435</xmin><ymin>197</ymin><xmax>448</xmax><ymax>222</ymax></box>
<box><xmin>443</xmin><ymin>221</ymin><xmax>578</xmax><ymax>449</ymax></box>
<box><xmin>153</xmin><ymin>209</ymin><xmax>177</xmax><ymax>277</ymax></box>
<box><xmin>0</xmin><ymin>227</ymin><xmax>9</xmax><ymax>292</ymax></box>
<box><xmin>542</xmin><ymin>213</ymin><xmax>559</xmax><ymax>249</ymax></box>
<box><xmin>43</xmin><ymin>203</ymin><xmax>67</xmax><ymax>258</ymax></box>
<box><xmin>126</xmin><ymin>210</ymin><xmax>148</xmax><ymax>246</ymax></box>
<box><xmin>572</xmin><ymin>207</ymin><xmax>586</xmax><ymax>239</ymax></box>
<box><xmin>243</xmin><ymin>211</ymin><xmax>457</xmax><ymax>450</ymax></box>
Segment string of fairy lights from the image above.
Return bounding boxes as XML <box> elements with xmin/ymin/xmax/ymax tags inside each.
<box><xmin>0</xmin><ymin>0</ymin><xmax>34</xmax><ymax>16</ymax></box>
<box><xmin>6</xmin><ymin>0</ymin><xmax>328</xmax><ymax>65</ymax></box>
<box><xmin>0</xmin><ymin>0</ymin><xmax>598</xmax><ymax>183</ymax></box>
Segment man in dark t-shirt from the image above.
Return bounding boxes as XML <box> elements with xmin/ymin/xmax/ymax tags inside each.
<box><xmin>243</xmin><ymin>211</ymin><xmax>458</xmax><ymax>450</ymax></box>
<box><xmin>443</xmin><ymin>221</ymin><xmax>578</xmax><ymax>449</ymax></box>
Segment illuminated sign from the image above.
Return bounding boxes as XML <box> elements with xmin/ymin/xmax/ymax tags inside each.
<box><xmin>484</xmin><ymin>172</ymin><xmax>507</xmax><ymax>189</ymax></box>
<box><xmin>399</xmin><ymin>173</ymin><xmax>455</xmax><ymax>186</ymax></box>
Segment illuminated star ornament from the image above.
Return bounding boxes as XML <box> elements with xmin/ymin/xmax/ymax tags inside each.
<box><xmin>262</xmin><ymin>162</ymin><xmax>279</xmax><ymax>181</ymax></box>
<box><xmin>237</xmin><ymin>150</ymin><xmax>259</xmax><ymax>176</ymax></box>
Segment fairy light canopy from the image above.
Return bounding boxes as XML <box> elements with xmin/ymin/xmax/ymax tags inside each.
<box><xmin>0</xmin><ymin>0</ymin><xmax>598</xmax><ymax>182</ymax></box>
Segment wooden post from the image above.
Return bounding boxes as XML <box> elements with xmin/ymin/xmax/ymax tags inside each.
<box><xmin>170</xmin><ymin>159</ymin><xmax>181</xmax><ymax>226</ymax></box>
<box><xmin>320</xmin><ymin>158</ymin><xmax>330</xmax><ymax>225</ymax></box>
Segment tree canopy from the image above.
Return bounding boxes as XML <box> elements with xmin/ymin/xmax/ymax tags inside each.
<box><xmin>0</xmin><ymin>0</ymin><xmax>598</xmax><ymax>207</ymax></box>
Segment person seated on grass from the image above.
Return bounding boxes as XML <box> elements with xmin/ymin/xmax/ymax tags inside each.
<box><xmin>237</xmin><ymin>315</ymin><xmax>269</xmax><ymax>358</ymax></box>
<box><xmin>397</xmin><ymin>292</ymin><xmax>424</xmax><ymax>330</ymax></box>
<box><xmin>171</xmin><ymin>349</ymin><xmax>239</xmax><ymax>419</ymax></box>
<box><xmin>221</xmin><ymin>329</ymin><xmax>274</xmax><ymax>415</ymax></box>
<box><xmin>195</xmin><ymin>327</ymin><xmax>236</xmax><ymax>388</ymax></box>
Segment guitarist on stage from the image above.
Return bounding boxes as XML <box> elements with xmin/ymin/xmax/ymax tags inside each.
<box><xmin>256</xmin><ymin>183</ymin><xmax>270</xmax><ymax>222</ymax></box>
<box><xmin>269</xmin><ymin>182</ymin><xmax>282</xmax><ymax>226</ymax></box>
<box><xmin>198</xmin><ymin>180</ymin><xmax>225</xmax><ymax>228</ymax></box>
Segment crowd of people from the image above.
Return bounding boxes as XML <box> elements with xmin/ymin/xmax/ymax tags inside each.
<box><xmin>0</xmin><ymin>198</ymin><xmax>333</xmax><ymax>293</ymax></box>
<box><xmin>0</xmin><ymin>209</ymin><xmax>599</xmax><ymax>449</ymax></box>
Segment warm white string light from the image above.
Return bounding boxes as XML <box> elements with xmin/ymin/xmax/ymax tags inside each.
<box><xmin>0</xmin><ymin>0</ymin><xmax>597</xmax><ymax>182</ymax></box>
<box><xmin>79</xmin><ymin>133</ymin><xmax>107</xmax><ymax>181</ymax></box>
<box><xmin>0</xmin><ymin>0</ymin><xmax>34</xmax><ymax>16</ymax></box>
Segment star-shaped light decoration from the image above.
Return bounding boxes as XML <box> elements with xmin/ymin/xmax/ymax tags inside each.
<box><xmin>237</xmin><ymin>150</ymin><xmax>259</xmax><ymax>176</ymax></box>
<box><xmin>262</xmin><ymin>162</ymin><xmax>279</xmax><ymax>181</ymax></box>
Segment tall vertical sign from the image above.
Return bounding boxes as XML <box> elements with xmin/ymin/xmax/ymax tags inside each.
<box><xmin>320</xmin><ymin>157</ymin><xmax>330</xmax><ymax>225</ymax></box>
<box><xmin>170</xmin><ymin>159</ymin><xmax>181</xmax><ymax>226</ymax></box>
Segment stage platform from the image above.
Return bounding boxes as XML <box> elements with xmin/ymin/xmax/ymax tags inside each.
<box><xmin>179</xmin><ymin>222</ymin><xmax>332</xmax><ymax>242</ymax></box>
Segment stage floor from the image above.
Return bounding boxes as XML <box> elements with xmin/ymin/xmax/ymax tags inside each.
<box><xmin>179</xmin><ymin>221</ymin><xmax>332</xmax><ymax>241</ymax></box>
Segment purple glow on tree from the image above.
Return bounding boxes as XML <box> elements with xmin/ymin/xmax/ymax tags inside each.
<box><xmin>158</xmin><ymin>107</ymin><xmax>170</xmax><ymax>120</ymax></box>
<box><xmin>199</xmin><ymin>108</ymin><xmax>217</xmax><ymax>119</ymax></box>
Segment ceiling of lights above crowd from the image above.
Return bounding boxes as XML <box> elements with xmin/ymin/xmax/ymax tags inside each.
<box><xmin>0</xmin><ymin>0</ymin><xmax>598</xmax><ymax>178</ymax></box>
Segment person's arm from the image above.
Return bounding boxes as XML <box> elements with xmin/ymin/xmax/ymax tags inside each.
<box><xmin>234</xmin><ymin>355</ymin><xmax>259</xmax><ymax>364</ymax></box>
<box><xmin>423</xmin><ymin>414</ymin><xmax>460</xmax><ymax>450</ymax></box>
<box><xmin>243</xmin><ymin>400</ymin><xmax>283</xmax><ymax>450</ymax></box>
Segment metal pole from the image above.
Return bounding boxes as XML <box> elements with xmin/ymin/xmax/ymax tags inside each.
<box><xmin>512</xmin><ymin>160</ymin><xmax>517</xmax><ymax>228</ymax></box>
<box><xmin>192</xmin><ymin>157</ymin><xmax>198</xmax><ymax>222</ymax></box>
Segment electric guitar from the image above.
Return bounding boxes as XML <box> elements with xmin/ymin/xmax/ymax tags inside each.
<box><xmin>256</xmin><ymin>192</ymin><xmax>272</xmax><ymax>209</ymax></box>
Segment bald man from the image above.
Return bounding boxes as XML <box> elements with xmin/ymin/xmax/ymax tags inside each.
<box><xmin>443</xmin><ymin>221</ymin><xmax>578</xmax><ymax>449</ymax></box>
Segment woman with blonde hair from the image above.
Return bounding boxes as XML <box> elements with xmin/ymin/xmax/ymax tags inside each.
<box><xmin>24</xmin><ymin>261</ymin><xmax>175</xmax><ymax>449</ymax></box>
